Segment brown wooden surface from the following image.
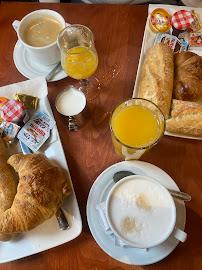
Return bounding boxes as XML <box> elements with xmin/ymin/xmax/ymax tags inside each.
<box><xmin>0</xmin><ymin>2</ymin><xmax>201</xmax><ymax>269</ymax></box>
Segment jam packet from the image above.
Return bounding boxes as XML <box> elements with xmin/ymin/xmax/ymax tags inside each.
<box><xmin>190</xmin><ymin>32</ymin><xmax>202</xmax><ymax>47</ymax></box>
<box><xmin>0</xmin><ymin>121</ymin><xmax>20</xmax><ymax>143</ymax></box>
<box><xmin>0</xmin><ymin>97</ymin><xmax>9</xmax><ymax>121</ymax></box>
<box><xmin>0</xmin><ymin>99</ymin><xmax>29</xmax><ymax>124</ymax></box>
<box><xmin>154</xmin><ymin>33</ymin><xmax>188</xmax><ymax>52</ymax></box>
<box><xmin>0</xmin><ymin>97</ymin><xmax>9</xmax><ymax>108</ymax></box>
<box><xmin>149</xmin><ymin>8</ymin><xmax>172</xmax><ymax>33</ymax></box>
<box><xmin>171</xmin><ymin>10</ymin><xmax>194</xmax><ymax>37</ymax></box>
<box><xmin>189</xmin><ymin>10</ymin><xmax>201</xmax><ymax>32</ymax></box>
<box><xmin>17</xmin><ymin>112</ymin><xmax>55</xmax><ymax>152</ymax></box>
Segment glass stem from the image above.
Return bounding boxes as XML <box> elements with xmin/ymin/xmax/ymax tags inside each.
<box><xmin>80</xmin><ymin>78</ymin><xmax>89</xmax><ymax>87</ymax></box>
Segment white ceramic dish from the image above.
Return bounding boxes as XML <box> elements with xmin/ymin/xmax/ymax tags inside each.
<box><xmin>133</xmin><ymin>4</ymin><xmax>202</xmax><ymax>141</ymax></box>
<box><xmin>0</xmin><ymin>81</ymin><xmax>82</xmax><ymax>263</ymax></box>
<box><xmin>106</xmin><ymin>175</ymin><xmax>177</xmax><ymax>249</ymax></box>
<box><xmin>13</xmin><ymin>40</ymin><xmax>67</xmax><ymax>82</ymax></box>
<box><xmin>87</xmin><ymin>160</ymin><xmax>186</xmax><ymax>266</ymax></box>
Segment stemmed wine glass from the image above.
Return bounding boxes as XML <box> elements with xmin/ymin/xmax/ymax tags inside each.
<box><xmin>57</xmin><ymin>24</ymin><xmax>100</xmax><ymax>101</ymax></box>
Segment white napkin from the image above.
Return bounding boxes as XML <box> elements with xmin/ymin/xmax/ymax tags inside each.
<box><xmin>0</xmin><ymin>76</ymin><xmax>48</xmax><ymax>99</ymax></box>
<box><xmin>96</xmin><ymin>201</ymin><xmax>150</xmax><ymax>250</ymax></box>
<box><xmin>96</xmin><ymin>202</ymin><xmax>129</xmax><ymax>247</ymax></box>
<box><xmin>0</xmin><ymin>77</ymin><xmax>58</xmax><ymax>151</ymax></box>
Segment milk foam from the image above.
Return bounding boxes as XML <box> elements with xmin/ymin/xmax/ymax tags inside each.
<box><xmin>107</xmin><ymin>177</ymin><xmax>175</xmax><ymax>247</ymax></box>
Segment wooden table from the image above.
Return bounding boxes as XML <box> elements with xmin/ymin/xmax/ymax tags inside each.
<box><xmin>0</xmin><ymin>2</ymin><xmax>201</xmax><ymax>269</ymax></box>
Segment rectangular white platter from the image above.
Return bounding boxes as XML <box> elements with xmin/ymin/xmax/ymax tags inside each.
<box><xmin>0</xmin><ymin>77</ymin><xmax>82</xmax><ymax>263</ymax></box>
<box><xmin>133</xmin><ymin>4</ymin><xmax>202</xmax><ymax>140</ymax></box>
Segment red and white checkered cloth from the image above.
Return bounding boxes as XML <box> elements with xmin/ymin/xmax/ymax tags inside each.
<box><xmin>1</xmin><ymin>99</ymin><xmax>25</xmax><ymax>123</ymax></box>
<box><xmin>172</xmin><ymin>10</ymin><xmax>194</xmax><ymax>30</ymax></box>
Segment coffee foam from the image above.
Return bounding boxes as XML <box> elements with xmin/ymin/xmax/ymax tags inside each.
<box><xmin>107</xmin><ymin>176</ymin><xmax>176</xmax><ymax>248</ymax></box>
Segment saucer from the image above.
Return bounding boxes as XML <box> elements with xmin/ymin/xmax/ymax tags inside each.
<box><xmin>86</xmin><ymin>160</ymin><xmax>186</xmax><ymax>266</ymax></box>
<box><xmin>13</xmin><ymin>40</ymin><xmax>67</xmax><ymax>82</ymax></box>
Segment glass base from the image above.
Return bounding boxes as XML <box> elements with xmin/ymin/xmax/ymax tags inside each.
<box><xmin>78</xmin><ymin>76</ymin><xmax>101</xmax><ymax>101</ymax></box>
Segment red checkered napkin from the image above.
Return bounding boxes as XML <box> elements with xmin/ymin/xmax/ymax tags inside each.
<box><xmin>1</xmin><ymin>100</ymin><xmax>25</xmax><ymax>123</ymax></box>
<box><xmin>172</xmin><ymin>10</ymin><xmax>194</xmax><ymax>30</ymax></box>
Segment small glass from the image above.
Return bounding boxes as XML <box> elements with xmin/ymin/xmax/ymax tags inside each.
<box><xmin>57</xmin><ymin>24</ymin><xmax>100</xmax><ymax>101</ymax></box>
<box><xmin>109</xmin><ymin>98</ymin><xmax>165</xmax><ymax>160</ymax></box>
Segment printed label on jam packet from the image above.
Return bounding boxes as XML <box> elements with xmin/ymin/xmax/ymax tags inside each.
<box><xmin>154</xmin><ymin>33</ymin><xmax>188</xmax><ymax>52</ymax></box>
<box><xmin>0</xmin><ymin>121</ymin><xmax>20</xmax><ymax>143</ymax></box>
<box><xmin>190</xmin><ymin>32</ymin><xmax>202</xmax><ymax>47</ymax></box>
<box><xmin>17</xmin><ymin>112</ymin><xmax>55</xmax><ymax>152</ymax></box>
<box><xmin>189</xmin><ymin>10</ymin><xmax>201</xmax><ymax>32</ymax></box>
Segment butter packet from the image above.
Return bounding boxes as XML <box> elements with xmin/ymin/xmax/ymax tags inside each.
<box><xmin>17</xmin><ymin>112</ymin><xmax>55</xmax><ymax>152</ymax></box>
<box><xmin>15</xmin><ymin>93</ymin><xmax>38</xmax><ymax>110</ymax></box>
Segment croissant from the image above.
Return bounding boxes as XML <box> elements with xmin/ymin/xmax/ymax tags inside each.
<box><xmin>0</xmin><ymin>137</ymin><xmax>17</xmax><ymax>241</ymax></box>
<box><xmin>173</xmin><ymin>51</ymin><xmax>202</xmax><ymax>101</ymax></box>
<box><xmin>0</xmin><ymin>153</ymin><xmax>71</xmax><ymax>234</ymax></box>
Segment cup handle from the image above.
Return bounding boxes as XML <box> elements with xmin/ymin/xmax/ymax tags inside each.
<box><xmin>12</xmin><ymin>20</ymin><xmax>20</xmax><ymax>32</ymax></box>
<box><xmin>172</xmin><ymin>227</ymin><xmax>187</xmax><ymax>243</ymax></box>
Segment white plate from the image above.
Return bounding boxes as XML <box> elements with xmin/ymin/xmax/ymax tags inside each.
<box><xmin>0</xmin><ymin>81</ymin><xmax>82</xmax><ymax>263</ymax></box>
<box><xmin>13</xmin><ymin>40</ymin><xmax>67</xmax><ymax>82</ymax></box>
<box><xmin>87</xmin><ymin>160</ymin><xmax>186</xmax><ymax>266</ymax></box>
<box><xmin>133</xmin><ymin>4</ymin><xmax>202</xmax><ymax>140</ymax></box>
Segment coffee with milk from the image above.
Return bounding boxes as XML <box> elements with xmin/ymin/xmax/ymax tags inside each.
<box><xmin>22</xmin><ymin>15</ymin><xmax>63</xmax><ymax>47</ymax></box>
<box><xmin>106</xmin><ymin>175</ymin><xmax>176</xmax><ymax>248</ymax></box>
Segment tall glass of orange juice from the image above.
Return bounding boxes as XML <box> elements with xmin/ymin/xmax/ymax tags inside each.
<box><xmin>57</xmin><ymin>25</ymin><xmax>100</xmax><ymax>101</ymax></box>
<box><xmin>110</xmin><ymin>98</ymin><xmax>165</xmax><ymax>160</ymax></box>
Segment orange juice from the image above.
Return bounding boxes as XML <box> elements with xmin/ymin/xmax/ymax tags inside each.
<box><xmin>64</xmin><ymin>46</ymin><xmax>98</xmax><ymax>79</ymax></box>
<box><xmin>111</xmin><ymin>105</ymin><xmax>160</xmax><ymax>148</ymax></box>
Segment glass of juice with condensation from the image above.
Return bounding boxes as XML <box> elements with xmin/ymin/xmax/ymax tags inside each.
<box><xmin>109</xmin><ymin>98</ymin><xmax>165</xmax><ymax>160</ymax></box>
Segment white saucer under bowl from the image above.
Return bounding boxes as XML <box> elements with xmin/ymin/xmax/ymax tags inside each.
<box><xmin>86</xmin><ymin>160</ymin><xmax>186</xmax><ymax>266</ymax></box>
<box><xmin>13</xmin><ymin>40</ymin><xmax>67</xmax><ymax>82</ymax></box>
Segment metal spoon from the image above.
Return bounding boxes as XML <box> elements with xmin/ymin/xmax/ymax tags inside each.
<box><xmin>113</xmin><ymin>171</ymin><xmax>191</xmax><ymax>201</ymax></box>
<box><xmin>45</xmin><ymin>62</ymin><xmax>61</xmax><ymax>82</ymax></box>
<box><xmin>56</xmin><ymin>208</ymin><xmax>69</xmax><ymax>230</ymax></box>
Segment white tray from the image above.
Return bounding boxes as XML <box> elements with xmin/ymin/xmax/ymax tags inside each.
<box><xmin>133</xmin><ymin>4</ymin><xmax>202</xmax><ymax>140</ymax></box>
<box><xmin>0</xmin><ymin>77</ymin><xmax>82</xmax><ymax>263</ymax></box>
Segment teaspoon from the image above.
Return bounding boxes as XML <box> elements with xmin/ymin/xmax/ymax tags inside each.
<box><xmin>113</xmin><ymin>171</ymin><xmax>191</xmax><ymax>201</ymax></box>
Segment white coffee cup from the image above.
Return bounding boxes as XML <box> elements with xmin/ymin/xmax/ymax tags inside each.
<box><xmin>106</xmin><ymin>175</ymin><xmax>187</xmax><ymax>249</ymax></box>
<box><xmin>12</xmin><ymin>9</ymin><xmax>66</xmax><ymax>66</ymax></box>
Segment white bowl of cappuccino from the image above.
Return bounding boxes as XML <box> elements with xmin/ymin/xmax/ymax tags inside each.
<box><xmin>106</xmin><ymin>175</ymin><xmax>187</xmax><ymax>249</ymax></box>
